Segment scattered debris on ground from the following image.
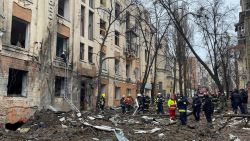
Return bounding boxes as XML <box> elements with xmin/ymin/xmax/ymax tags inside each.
<box><xmin>0</xmin><ymin>107</ymin><xmax>250</xmax><ymax>141</ymax></box>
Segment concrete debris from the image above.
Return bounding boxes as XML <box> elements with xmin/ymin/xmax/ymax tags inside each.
<box><xmin>82</xmin><ymin>122</ymin><xmax>128</xmax><ymax>141</ymax></box>
<box><xmin>158</xmin><ymin>133</ymin><xmax>165</xmax><ymax>138</ymax></box>
<box><xmin>127</xmin><ymin>119</ymin><xmax>140</xmax><ymax>124</ymax></box>
<box><xmin>47</xmin><ymin>105</ymin><xmax>58</xmax><ymax>112</ymax></box>
<box><xmin>77</xmin><ymin>113</ymin><xmax>82</xmax><ymax>117</ymax></box>
<box><xmin>92</xmin><ymin>138</ymin><xmax>99</xmax><ymax>141</ymax></box>
<box><xmin>152</xmin><ymin>121</ymin><xmax>160</xmax><ymax>125</ymax></box>
<box><xmin>141</xmin><ymin>116</ymin><xmax>155</xmax><ymax>124</ymax></box>
<box><xmin>114</xmin><ymin>129</ymin><xmax>129</xmax><ymax>141</ymax></box>
<box><xmin>134</xmin><ymin>127</ymin><xmax>161</xmax><ymax>134</ymax></box>
<box><xmin>228</xmin><ymin>119</ymin><xmax>243</xmax><ymax>127</ymax></box>
<box><xmin>61</xmin><ymin>124</ymin><xmax>68</xmax><ymax>128</ymax></box>
<box><xmin>95</xmin><ymin>115</ymin><xmax>104</xmax><ymax>119</ymax></box>
<box><xmin>242</xmin><ymin>128</ymin><xmax>250</xmax><ymax>131</ymax></box>
<box><xmin>88</xmin><ymin>116</ymin><xmax>96</xmax><ymax>120</ymax></box>
<box><xmin>229</xmin><ymin>134</ymin><xmax>241</xmax><ymax>141</ymax></box>
<box><xmin>109</xmin><ymin>117</ymin><xmax>118</xmax><ymax>126</ymax></box>
<box><xmin>17</xmin><ymin>128</ymin><xmax>30</xmax><ymax>133</ymax></box>
<box><xmin>59</xmin><ymin>117</ymin><xmax>66</xmax><ymax>122</ymax></box>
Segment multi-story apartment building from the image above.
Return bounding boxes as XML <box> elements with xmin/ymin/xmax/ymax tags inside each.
<box><xmin>0</xmin><ymin>0</ymin><xmax>158</xmax><ymax>124</ymax></box>
<box><xmin>235</xmin><ymin>0</ymin><xmax>250</xmax><ymax>95</ymax></box>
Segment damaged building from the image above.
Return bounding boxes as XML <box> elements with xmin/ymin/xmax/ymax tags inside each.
<box><xmin>0</xmin><ymin>0</ymin><xmax>172</xmax><ymax>125</ymax></box>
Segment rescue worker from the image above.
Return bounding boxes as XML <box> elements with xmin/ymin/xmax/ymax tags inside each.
<box><xmin>202</xmin><ymin>93</ymin><xmax>214</xmax><ymax>128</ymax></box>
<box><xmin>125</xmin><ymin>94</ymin><xmax>134</xmax><ymax>111</ymax></box>
<box><xmin>137</xmin><ymin>93</ymin><xmax>144</xmax><ymax>114</ymax></box>
<box><xmin>192</xmin><ymin>93</ymin><xmax>202</xmax><ymax>121</ymax></box>
<box><xmin>218</xmin><ymin>91</ymin><xmax>227</xmax><ymax>113</ymax></box>
<box><xmin>240</xmin><ymin>89</ymin><xmax>248</xmax><ymax>114</ymax></box>
<box><xmin>120</xmin><ymin>95</ymin><xmax>126</xmax><ymax>114</ymax></box>
<box><xmin>177</xmin><ymin>94</ymin><xmax>188</xmax><ymax>125</ymax></box>
<box><xmin>144</xmin><ymin>94</ymin><xmax>151</xmax><ymax>111</ymax></box>
<box><xmin>168</xmin><ymin>94</ymin><xmax>177</xmax><ymax>122</ymax></box>
<box><xmin>100</xmin><ymin>93</ymin><xmax>106</xmax><ymax>110</ymax></box>
<box><xmin>231</xmin><ymin>89</ymin><xmax>244</xmax><ymax>114</ymax></box>
<box><xmin>211</xmin><ymin>93</ymin><xmax>219</xmax><ymax>111</ymax></box>
<box><xmin>156</xmin><ymin>93</ymin><xmax>165</xmax><ymax>114</ymax></box>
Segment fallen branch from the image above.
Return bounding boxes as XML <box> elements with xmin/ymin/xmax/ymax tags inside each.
<box><xmin>217</xmin><ymin>117</ymin><xmax>233</xmax><ymax>131</ymax></box>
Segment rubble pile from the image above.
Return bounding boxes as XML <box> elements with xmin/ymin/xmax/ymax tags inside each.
<box><xmin>0</xmin><ymin>108</ymin><xmax>250</xmax><ymax>141</ymax></box>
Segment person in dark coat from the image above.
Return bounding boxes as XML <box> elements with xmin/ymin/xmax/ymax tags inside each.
<box><xmin>231</xmin><ymin>89</ymin><xmax>244</xmax><ymax>114</ymax></box>
<box><xmin>177</xmin><ymin>94</ymin><xmax>188</xmax><ymax>125</ymax></box>
<box><xmin>144</xmin><ymin>95</ymin><xmax>151</xmax><ymax>110</ymax></box>
<box><xmin>203</xmin><ymin>94</ymin><xmax>214</xmax><ymax>128</ymax></box>
<box><xmin>99</xmin><ymin>93</ymin><xmax>106</xmax><ymax>111</ymax></box>
<box><xmin>156</xmin><ymin>93</ymin><xmax>165</xmax><ymax>114</ymax></box>
<box><xmin>137</xmin><ymin>93</ymin><xmax>145</xmax><ymax>114</ymax></box>
<box><xmin>218</xmin><ymin>91</ymin><xmax>226</xmax><ymax>113</ymax></box>
<box><xmin>192</xmin><ymin>94</ymin><xmax>202</xmax><ymax>121</ymax></box>
<box><xmin>125</xmin><ymin>94</ymin><xmax>134</xmax><ymax>111</ymax></box>
<box><xmin>120</xmin><ymin>95</ymin><xmax>126</xmax><ymax>114</ymax></box>
<box><xmin>240</xmin><ymin>89</ymin><xmax>248</xmax><ymax>114</ymax></box>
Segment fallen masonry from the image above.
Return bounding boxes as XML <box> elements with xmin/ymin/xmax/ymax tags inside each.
<box><xmin>0</xmin><ymin>108</ymin><xmax>250</xmax><ymax>141</ymax></box>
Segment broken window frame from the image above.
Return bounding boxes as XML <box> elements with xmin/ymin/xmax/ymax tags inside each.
<box><xmin>88</xmin><ymin>46</ymin><xmax>93</xmax><ymax>63</ymax></box>
<box><xmin>101</xmin><ymin>52</ymin><xmax>107</xmax><ymax>70</ymax></box>
<box><xmin>88</xmin><ymin>11</ymin><xmax>94</xmax><ymax>41</ymax></box>
<box><xmin>80</xmin><ymin>43</ymin><xmax>84</xmax><ymax>61</ymax></box>
<box><xmin>89</xmin><ymin>0</ymin><xmax>94</xmax><ymax>8</ymax></box>
<box><xmin>126</xmin><ymin>63</ymin><xmax>131</xmax><ymax>78</ymax></box>
<box><xmin>58</xmin><ymin>0</ymin><xmax>70</xmax><ymax>20</ymax></box>
<box><xmin>10</xmin><ymin>16</ymin><xmax>30</xmax><ymax>49</ymax></box>
<box><xmin>115</xmin><ymin>59</ymin><xmax>120</xmax><ymax>75</ymax></box>
<box><xmin>115</xmin><ymin>31</ymin><xmax>120</xmax><ymax>46</ymax></box>
<box><xmin>115</xmin><ymin>3</ymin><xmax>121</xmax><ymax>19</ymax></box>
<box><xmin>56</xmin><ymin>33</ymin><xmax>69</xmax><ymax>59</ymax></box>
<box><xmin>80</xmin><ymin>6</ymin><xmax>85</xmax><ymax>37</ymax></box>
<box><xmin>126</xmin><ymin>88</ymin><xmax>131</xmax><ymax>96</ymax></box>
<box><xmin>7</xmin><ymin>68</ymin><xmax>28</xmax><ymax>97</ymax></box>
<box><xmin>100</xmin><ymin>19</ymin><xmax>106</xmax><ymax>37</ymax></box>
<box><xmin>115</xmin><ymin>87</ymin><xmax>121</xmax><ymax>100</ymax></box>
<box><xmin>54</xmin><ymin>76</ymin><xmax>65</xmax><ymax>97</ymax></box>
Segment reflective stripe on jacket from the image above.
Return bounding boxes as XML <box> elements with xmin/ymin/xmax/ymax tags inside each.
<box><xmin>179</xmin><ymin>109</ymin><xmax>186</xmax><ymax>112</ymax></box>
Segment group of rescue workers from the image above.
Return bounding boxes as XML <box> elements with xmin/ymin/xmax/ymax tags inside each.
<box><xmin>98</xmin><ymin>88</ymin><xmax>248</xmax><ymax>127</ymax></box>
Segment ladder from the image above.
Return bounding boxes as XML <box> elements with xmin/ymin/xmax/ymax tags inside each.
<box><xmin>64</xmin><ymin>61</ymin><xmax>80</xmax><ymax>113</ymax></box>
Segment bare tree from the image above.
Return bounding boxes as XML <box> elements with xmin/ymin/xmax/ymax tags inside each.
<box><xmin>95</xmin><ymin>0</ymin><xmax>137</xmax><ymax>110</ymax></box>
<box><xmin>158</xmin><ymin>0</ymin><xmax>236</xmax><ymax>97</ymax></box>
<box><xmin>132</xmin><ymin>1</ymin><xmax>170</xmax><ymax>101</ymax></box>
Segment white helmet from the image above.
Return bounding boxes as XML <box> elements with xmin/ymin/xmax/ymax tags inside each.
<box><xmin>137</xmin><ymin>93</ymin><xmax>141</xmax><ymax>96</ymax></box>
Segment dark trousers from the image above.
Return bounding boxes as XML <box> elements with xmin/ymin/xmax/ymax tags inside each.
<box><xmin>100</xmin><ymin>105</ymin><xmax>104</xmax><ymax>110</ymax></box>
<box><xmin>157</xmin><ymin>104</ymin><xmax>164</xmax><ymax>114</ymax></box>
<box><xmin>126</xmin><ymin>105</ymin><xmax>133</xmax><ymax>111</ymax></box>
<box><xmin>205</xmin><ymin>112</ymin><xmax>212</xmax><ymax>123</ymax></box>
<box><xmin>233</xmin><ymin>102</ymin><xmax>245</xmax><ymax>114</ymax></box>
<box><xmin>179</xmin><ymin>112</ymin><xmax>187</xmax><ymax>125</ymax></box>
<box><xmin>121</xmin><ymin>105</ymin><xmax>126</xmax><ymax>114</ymax></box>
<box><xmin>239</xmin><ymin>103</ymin><xmax>245</xmax><ymax>114</ymax></box>
<box><xmin>138</xmin><ymin>104</ymin><xmax>144</xmax><ymax>114</ymax></box>
<box><xmin>193</xmin><ymin>107</ymin><xmax>201</xmax><ymax>121</ymax></box>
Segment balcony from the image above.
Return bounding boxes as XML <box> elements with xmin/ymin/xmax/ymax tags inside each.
<box><xmin>124</xmin><ymin>44</ymin><xmax>138</xmax><ymax>60</ymax></box>
<box><xmin>126</xmin><ymin>26</ymin><xmax>139</xmax><ymax>37</ymax></box>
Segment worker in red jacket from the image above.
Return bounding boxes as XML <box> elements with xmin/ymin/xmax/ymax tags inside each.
<box><xmin>168</xmin><ymin>94</ymin><xmax>177</xmax><ymax>122</ymax></box>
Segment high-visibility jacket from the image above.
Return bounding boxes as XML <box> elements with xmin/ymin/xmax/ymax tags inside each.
<box><xmin>168</xmin><ymin>99</ymin><xmax>177</xmax><ymax>110</ymax></box>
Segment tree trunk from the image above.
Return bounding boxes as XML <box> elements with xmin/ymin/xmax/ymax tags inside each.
<box><xmin>173</xmin><ymin>58</ymin><xmax>177</xmax><ymax>94</ymax></box>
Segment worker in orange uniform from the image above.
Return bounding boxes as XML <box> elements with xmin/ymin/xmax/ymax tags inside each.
<box><xmin>168</xmin><ymin>94</ymin><xmax>177</xmax><ymax>123</ymax></box>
